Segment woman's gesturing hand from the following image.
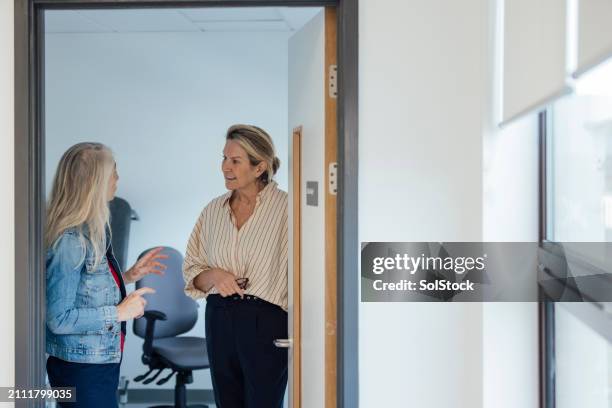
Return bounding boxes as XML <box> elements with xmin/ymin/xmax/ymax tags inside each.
<box><xmin>117</xmin><ymin>287</ymin><xmax>156</xmax><ymax>321</ymax></box>
<box><xmin>123</xmin><ymin>247</ymin><xmax>169</xmax><ymax>284</ymax></box>
<box><xmin>211</xmin><ymin>268</ymin><xmax>245</xmax><ymax>298</ymax></box>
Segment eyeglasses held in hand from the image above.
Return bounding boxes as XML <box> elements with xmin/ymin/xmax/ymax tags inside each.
<box><xmin>236</xmin><ymin>277</ymin><xmax>249</xmax><ymax>290</ymax></box>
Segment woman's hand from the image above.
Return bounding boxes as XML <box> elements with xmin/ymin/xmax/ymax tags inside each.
<box><xmin>123</xmin><ymin>247</ymin><xmax>168</xmax><ymax>284</ymax></box>
<box><xmin>210</xmin><ymin>268</ymin><xmax>245</xmax><ymax>298</ymax></box>
<box><xmin>117</xmin><ymin>287</ymin><xmax>156</xmax><ymax>321</ymax></box>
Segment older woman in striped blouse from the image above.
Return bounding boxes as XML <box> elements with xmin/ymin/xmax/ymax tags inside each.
<box><xmin>183</xmin><ymin>124</ymin><xmax>288</xmax><ymax>408</ymax></box>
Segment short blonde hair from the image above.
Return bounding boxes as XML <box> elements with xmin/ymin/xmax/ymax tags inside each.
<box><xmin>226</xmin><ymin>124</ymin><xmax>280</xmax><ymax>184</ymax></box>
<box><xmin>45</xmin><ymin>142</ymin><xmax>115</xmax><ymax>268</ymax></box>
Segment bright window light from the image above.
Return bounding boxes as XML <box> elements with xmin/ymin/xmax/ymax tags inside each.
<box><xmin>575</xmin><ymin>57</ymin><xmax>612</xmax><ymax>97</ymax></box>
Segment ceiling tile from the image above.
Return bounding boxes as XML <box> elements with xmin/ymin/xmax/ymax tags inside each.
<box><xmin>44</xmin><ymin>7</ymin><xmax>321</xmax><ymax>34</ymax></box>
<box><xmin>78</xmin><ymin>9</ymin><xmax>199</xmax><ymax>32</ymax></box>
<box><xmin>277</xmin><ymin>7</ymin><xmax>323</xmax><ymax>31</ymax></box>
<box><xmin>181</xmin><ymin>7</ymin><xmax>282</xmax><ymax>22</ymax></box>
<box><xmin>45</xmin><ymin>10</ymin><xmax>112</xmax><ymax>33</ymax></box>
<box><xmin>195</xmin><ymin>20</ymin><xmax>290</xmax><ymax>32</ymax></box>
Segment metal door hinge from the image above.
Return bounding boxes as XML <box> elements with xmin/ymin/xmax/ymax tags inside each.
<box><xmin>328</xmin><ymin>162</ymin><xmax>338</xmax><ymax>195</ymax></box>
<box><xmin>328</xmin><ymin>65</ymin><xmax>338</xmax><ymax>99</ymax></box>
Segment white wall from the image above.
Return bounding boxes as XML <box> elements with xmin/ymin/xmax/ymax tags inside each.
<box><xmin>481</xmin><ymin>0</ymin><xmax>540</xmax><ymax>405</ymax></box>
<box><xmin>482</xmin><ymin>113</ymin><xmax>540</xmax><ymax>408</ymax></box>
<box><xmin>0</xmin><ymin>0</ymin><xmax>15</xmax><ymax>396</ymax></box>
<box><xmin>44</xmin><ymin>29</ymin><xmax>289</xmax><ymax>390</ymax></box>
<box><xmin>359</xmin><ymin>0</ymin><xmax>486</xmax><ymax>407</ymax></box>
<box><xmin>288</xmin><ymin>11</ymin><xmax>325</xmax><ymax>408</ymax></box>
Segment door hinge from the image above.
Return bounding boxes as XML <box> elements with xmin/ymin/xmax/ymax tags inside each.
<box><xmin>328</xmin><ymin>162</ymin><xmax>338</xmax><ymax>195</ymax></box>
<box><xmin>328</xmin><ymin>65</ymin><xmax>338</xmax><ymax>99</ymax></box>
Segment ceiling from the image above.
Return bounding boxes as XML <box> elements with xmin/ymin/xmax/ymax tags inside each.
<box><xmin>44</xmin><ymin>7</ymin><xmax>322</xmax><ymax>33</ymax></box>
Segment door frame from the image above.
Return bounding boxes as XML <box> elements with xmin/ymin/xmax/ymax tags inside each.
<box><xmin>14</xmin><ymin>1</ymin><xmax>358</xmax><ymax>407</ymax></box>
<box><xmin>291</xmin><ymin>126</ymin><xmax>302</xmax><ymax>407</ymax></box>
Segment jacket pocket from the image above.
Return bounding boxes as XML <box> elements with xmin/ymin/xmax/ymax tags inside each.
<box><xmin>81</xmin><ymin>266</ymin><xmax>112</xmax><ymax>307</ymax></box>
<box><xmin>85</xmin><ymin>255</ymin><xmax>109</xmax><ymax>274</ymax></box>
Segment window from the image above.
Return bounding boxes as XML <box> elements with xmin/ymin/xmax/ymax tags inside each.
<box><xmin>555</xmin><ymin>303</ymin><xmax>612</xmax><ymax>408</ymax></box>
<box><xmin>541</xmin><ymin>57</ymin><xmax>612</xmax><ymax>408</ymax></box>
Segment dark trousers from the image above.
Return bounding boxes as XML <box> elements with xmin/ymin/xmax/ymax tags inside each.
<box><xmin>205</xmin><ymin>294</ymin><xmax>288</xmax><ymax>408</ymax></box>
<box><xmin>46</xmin><ymin>355</ymin><xmax>120</xmax><ymax>408</ymax></box>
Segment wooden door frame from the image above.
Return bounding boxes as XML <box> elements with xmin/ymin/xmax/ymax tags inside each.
<box><xmin>324</xmin><ymin>7</ymin><xmax>338</xmax><ymax>408</ymax></box>
<box><xmin>291</xmin><ymin>126</ymin><xmax>302</xmax><ymax>408</ymax></box>
<box><xmin>14</xmin><ymin>1</ymin><xmax>358</xmax><ymax>407</ymax></box>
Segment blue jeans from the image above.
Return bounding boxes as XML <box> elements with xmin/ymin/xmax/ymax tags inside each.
<box><xmin>46</xmin><ymin>355</ymin><xmax>120</xmax><ymax>408</ymax></box>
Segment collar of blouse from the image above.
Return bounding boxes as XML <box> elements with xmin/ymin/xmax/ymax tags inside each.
<box><xmin>222</xmin><ymin>180</ymin><xmax>278</xmax><ymax>209</ymax></box>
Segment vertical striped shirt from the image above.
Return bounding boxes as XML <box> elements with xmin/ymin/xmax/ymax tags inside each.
<box><xmin>183</xmin><ymin>181</ymin><xmax>288</xmax><ymax>310</ymax></box>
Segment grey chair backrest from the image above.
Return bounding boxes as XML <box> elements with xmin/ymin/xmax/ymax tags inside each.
<box><xmin>133</xmin><ymin>247</ymin><xmax>199</xmax><ymax>339</ymax></box>
<box><xmin>109</xmin><ymin>197</ymin><xmax>133</xmax><ymax>271</ymax></box>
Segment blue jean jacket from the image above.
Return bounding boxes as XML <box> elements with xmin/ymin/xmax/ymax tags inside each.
<box><xmin>46</xmin><ymin>227</ymin><xmax>127</xmax><ymax>364</ymax></box>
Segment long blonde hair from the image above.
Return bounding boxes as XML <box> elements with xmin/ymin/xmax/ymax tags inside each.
<box><xmin>45</xmin><ymin>142</ymin><xmax>115</xmax><ymax>268</ymax></box>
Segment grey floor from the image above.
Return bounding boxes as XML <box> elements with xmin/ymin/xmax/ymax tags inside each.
<box><xmin>123</xmin><ymin>404</ymin><xmax>216</xmax><ymax>407</ymax></box>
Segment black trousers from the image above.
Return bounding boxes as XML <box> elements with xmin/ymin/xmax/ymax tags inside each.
<box><xmin>205</xmin><ymin>294</ymin><xmax>288</xmax><ymax>408</ymax></box>
<box><xmin>46</xmin><ymin>355</ymin><xmax>120</xmax><ymax>408</ymax></box>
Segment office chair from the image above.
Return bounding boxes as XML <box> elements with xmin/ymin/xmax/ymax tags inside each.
<box><xmin>108</xmin><ymin>196</ymin><xmax>139</xmax><ymax>271</ymax></box>
<box><xmin>133</xmin><ymin>246</ymin><xmax>210</xmax><ymax>408</ymax></box>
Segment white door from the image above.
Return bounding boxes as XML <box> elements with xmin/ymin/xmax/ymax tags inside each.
<box><xmin>287</xmin><ymin>9</ymin><xmax>327</xmax><ymax>408</ymax></box>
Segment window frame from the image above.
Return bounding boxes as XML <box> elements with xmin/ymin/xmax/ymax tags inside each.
<box><xmin>539</xmin><ymin>103</ymin><xmax>612</xmax><ymax>408</ymax></box>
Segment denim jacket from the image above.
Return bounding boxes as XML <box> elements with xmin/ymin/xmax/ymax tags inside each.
<box><xmin>46</xmin><ymin>227</ymin><xmax>127</xmax><ymax>364</ymax></box>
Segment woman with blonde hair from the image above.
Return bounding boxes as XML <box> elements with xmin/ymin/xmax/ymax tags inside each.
<box><xmin>184</xmin><ymin>124</ymin><xmax>288</xmax><ymax>408</ymax></box>
<box><xmin>45</xmin><ymin>142</ymin><xmax>165</xmax><ymax>408</ymax></box>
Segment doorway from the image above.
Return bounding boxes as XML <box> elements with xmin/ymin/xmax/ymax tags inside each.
<box><xmin>14</xmin><ymin>1</ymin><xmax>358</xmax><ymax>408</ymax></box>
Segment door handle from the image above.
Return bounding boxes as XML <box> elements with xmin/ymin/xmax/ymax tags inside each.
<box><xmin>273</xmin><ymin>338</ymin><xmax>293</xmax><ymax>348</ymax></box>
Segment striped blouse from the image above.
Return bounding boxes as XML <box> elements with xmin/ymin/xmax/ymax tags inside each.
<box><xmin>183</xmin><ymin>181</ymin><xmax>288</xmax><ymax>310</ymax></box>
